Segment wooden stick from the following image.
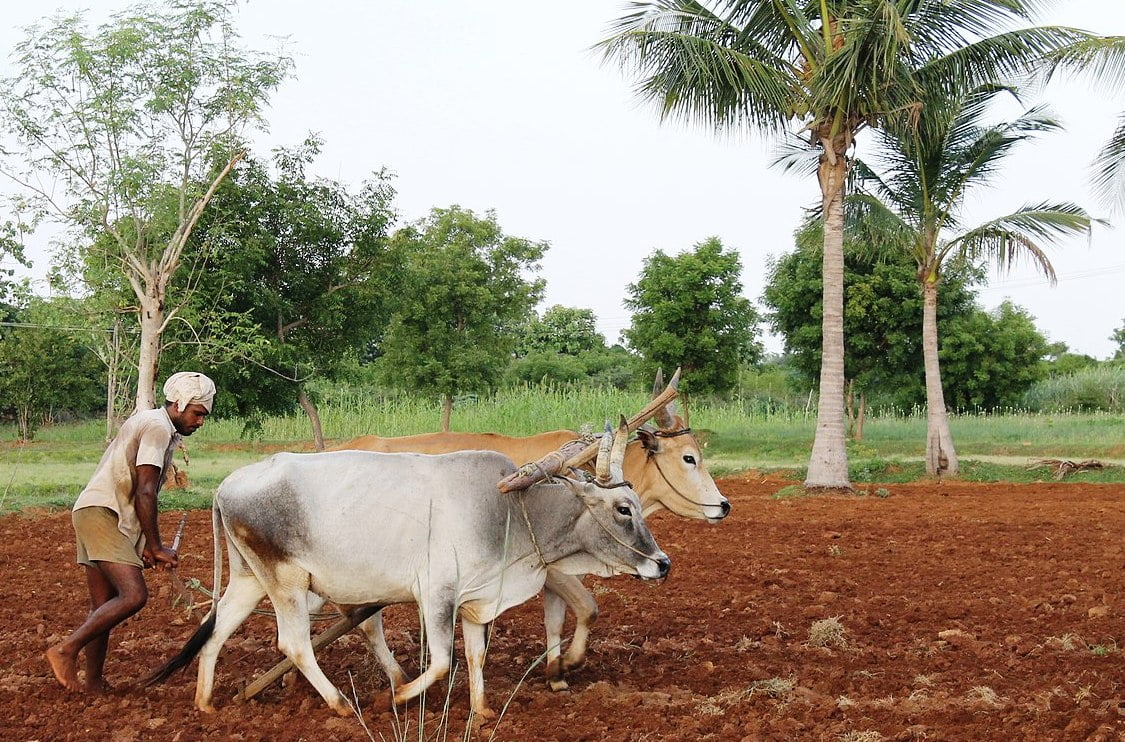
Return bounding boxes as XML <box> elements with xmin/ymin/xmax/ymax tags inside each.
<box><xmin>167</xmin><ymin>512</ymin><xmax>195</xmax><ymax>617</ymax></box>
<box><xmin>562</xmin><ymin>373</ymin><xmax>679</xmax><ymax>471</ymax></box>
<box><xmin>496</xmin><ymin>369</ymin><xmax>680</xmax><ymax>493</ymax></box>
<box><xmin>237</xmin><ymin>613</ymin><xmax>367</xmax><ymax>701</ymax></box>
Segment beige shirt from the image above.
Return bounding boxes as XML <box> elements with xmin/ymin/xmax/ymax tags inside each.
<box><xmin>73</xmin><ymin>407</ymin><xmax>180</xmax><ymax>544</ymax></box>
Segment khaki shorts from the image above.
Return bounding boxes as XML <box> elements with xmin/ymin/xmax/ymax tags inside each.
<box><xmin>73</xmin><ymin>506</ymin><xmax>145</xmax><ymax>568</ymax></box>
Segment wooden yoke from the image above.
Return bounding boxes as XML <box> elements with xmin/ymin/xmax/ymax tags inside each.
<box><xmin>497</xmin><ymin>368</ymin><xmax>679</xmax><ymax>493</ymax></box>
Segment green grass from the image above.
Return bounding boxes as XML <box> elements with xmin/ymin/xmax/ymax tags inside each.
<box><xmin>2</xmin><ymin>389</ymin><xmax>1123</xmax><ymax>514</ymax></box>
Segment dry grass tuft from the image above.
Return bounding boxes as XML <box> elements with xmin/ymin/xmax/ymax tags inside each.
<box><xmin>967</xmin><ymin>685</ymin><xmax>1005</xmax><ymax>707</ymax></box>
<box><xmin>838</xmin><ymin>732</ymin><xmax>885</xmax><ymax>742</ymax></box>
<box><xmin>808</xmin><ymin>616</ymin><xmax>849</xmax><ymax>648</ymax></box>
<box><xmin>748</xmin><ymin>676</ymin><xmax>796</xmax><ymax>700</ymax></box>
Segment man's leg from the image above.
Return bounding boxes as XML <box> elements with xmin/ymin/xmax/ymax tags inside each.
<box><xmin>82</xmin><ymin>564</ymin><xmax>118</xmax><ymax>692</ymax></box>
<box><xmin>46</xmin><ymin>561</ymin><xmax>147</xmax><ymax>692</ymax></box>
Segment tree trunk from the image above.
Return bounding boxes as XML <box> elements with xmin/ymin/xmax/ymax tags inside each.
<box><xmin>298</xmin><ymin>388</ymin><xmax>325</xmax><ymax>451</ymax></box>
<box><xmin>17</xmin><ymin>405</ymin><xmax>31</xmax><ymax>441</ymax></box>
<box><xmin>440</xmin><ymin>394</ymin><xmax>453</xmax><ymax>433</ymax></box>
<box><xmin>805</xmin><ymin>154</ymin><xmax>852</xmax><ymax>490</ymax></box>
<box><xmin>855</xmin><ymin>391</ymin><xmax>866</xmax><ymax>442</ymax></box>
<box><xmin>134</xmin><ymin>293</ymin><xmax>163</xmax><ymax>413</ymax></box>
<box><xmin>105</xmin><ymin>320</ymin><xmax>120</xmax><ymax>442</ymax></box>
<box><xmin>922</xmin><ymin>279</ymin><xmax>958</xmax><ymax>476</ymax></box>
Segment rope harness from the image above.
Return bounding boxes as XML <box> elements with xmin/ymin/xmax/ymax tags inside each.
<box><xmin>514</xmin><ymin>475</ymin><xmax>661</xmax><ymax>569</ymax></box>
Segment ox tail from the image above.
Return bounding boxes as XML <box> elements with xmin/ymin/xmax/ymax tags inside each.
<box><xmin>139</xmin><ymin>502</ymin><xmax>225</xmax><ymax>687</ymax></box>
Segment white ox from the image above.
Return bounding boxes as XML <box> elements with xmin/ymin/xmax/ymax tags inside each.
<box><xmin>144</xmin><ymin>426</ymin><xmax>669</xmax><ymax>718</ymax></box>
<box><xmin>334</xmin><ymin>370</ymin><xmax>728</xmax><ymax>689</ymax></box>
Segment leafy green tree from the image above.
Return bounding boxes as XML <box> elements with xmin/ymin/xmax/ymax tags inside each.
<box><xmin>0</xmin><ymin>1</ymin><xmax>291</xmax><ymax>411</ymax></box>
<box><xmin>507</xmin><ymin>305</ymin><xmax>637</xmax><ymax>388</ymax></box>
<box><xmin>939</xmin><ymin>301</ymin><xmax>1050</xmax><ymax>410</ymax></box>
<box><xmin>624</xmin><ymin>237</ymin><xmax>760</xmax><ymax>396</ymax></box>
<box><xmin>517</xmin><ymin>305</ymin><xmax>605</xmax><ymax>356</ymax></box>
<box><xmin>377</xmin><ymin>206</ymin><xmax>546</xmax><ymax>430</ymax></box>
<box><xmin>1042</xmin><ymin>343</ymin><xmax>1099</xmax><ymax>377</ymax></box>
<box><xmin>850</xmin><ymin>85</ymin><xmax>1095</xmax><ymax>475</ymax></box>
<box><xmin>0</xmin><ymin>222</ymin><xmax>29</xmax><ymax>317</ymax></box>
<box><xmin>168</xmin><ymin>138</ymin><xmax>398</xmax><ymax>448</ymax></box>
<box><xmin>0</xmin><ymin>300</ymin><xmax>103</xmax><ymax>440</ymax></box>
<box><xmin>1112</xmin><ymin>320</ymin><xmax>1125</xmax><ymax>360</ymax></box>
<box><xmin>762</xmin><ymin>233</ymin><xmax>978</xmax><ymax>415</ymax></box>
<box><xmin>599</xmin><ymin>0</ymin><xmax>1087</xmax><ymax>489</ymax></box>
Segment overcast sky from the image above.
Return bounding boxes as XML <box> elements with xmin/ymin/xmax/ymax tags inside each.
<box><xmin>3</xmin><ymin>1</ymin><xmax>1124</xmax><ymax>359</ymax></box>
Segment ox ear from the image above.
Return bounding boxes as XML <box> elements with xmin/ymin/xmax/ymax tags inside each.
<box><xmin>595</xmin><ymin>421</ymin><xmax>613</xmax><ymax>484</ymax></box>
<box><xmin>637</xmin><ymin>426</ymin><xmax>659</xmax><ymax>453</ymax></box>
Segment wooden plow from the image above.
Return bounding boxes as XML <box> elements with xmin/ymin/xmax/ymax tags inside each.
<box><xmin>231</xmin><ymin>369</ymin><xmax>681</xmax><ymax>701</ymax></box>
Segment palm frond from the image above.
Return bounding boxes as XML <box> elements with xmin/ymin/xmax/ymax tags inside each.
<box><xmin>1045</xmin><ymin>35</ymin><xmax>1125</xmax><ymax>93</ymax></box>
<box><xmin>597</xmin><ymin>0</ymin><xmax>798</xmax><ymax>133</ymax></box>
<box><xmin>770</xmin><ymin>131</ymin><xmax>818</xmax><ymax>178</ymax></box>
<box><xmin>946</xmin><ymin>202</ymin><xmax>1097</xmax><ymax>281</ymax></box>
<box><xmin>1090</xmin><ymin>112</ymin><xmax>1125</xmax><ymax>216</ymax></box>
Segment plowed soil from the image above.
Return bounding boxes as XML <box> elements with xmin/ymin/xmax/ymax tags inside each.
<box><xmin>3</xmin><ymin>476</ymin><xmax>1122</xmax><ymax>741</ymax></box>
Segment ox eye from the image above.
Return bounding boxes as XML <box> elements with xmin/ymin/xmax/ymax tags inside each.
<box><xmin>683</xmin><ymin>454</ymin><xmax>696</xmax><ymax>465</ymax></box>
<box><xmin>615</xmin><ymin>505</ymin><xmax>632</xmax><ymax>517</ymax></box>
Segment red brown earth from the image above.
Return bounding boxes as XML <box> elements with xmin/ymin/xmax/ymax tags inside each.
<box><xmin>3</xmin><ymin>476</ymin><xmax>1122</xmax><ymax>741</ymax></box>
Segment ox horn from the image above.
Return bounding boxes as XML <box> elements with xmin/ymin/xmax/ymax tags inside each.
<box><xmin>594</xmin><ymin>421</ymin><xmax>614</xmax><ymax>484</ymax></box>
<box><xmin>651</xmin><ymin>368</ymin><xmax>665</xmax><ymax>399</ymax></box>
<box><xmin>652</xmin><ymin>366</ymin><xmax>681</xmax><ymax>429</ymax></box>
<box><xmin>610</xmin><ymin>415</ymin><xmax>629</xmax><ymax>480</ymax></box>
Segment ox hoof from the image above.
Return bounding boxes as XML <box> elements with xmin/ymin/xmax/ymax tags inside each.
<box><xmin>196</xmin><ymin>703</ymin><xmax>217</xmax><ymax>714</ymax></box>
<box><xmin>471</xmin><ymin>705</ymin><xmax>497</xmax><ymax>721</ymax></box>
<box><xmin>331</xmin><ymin>702</ymin><xmax>353</xmax><ymax>718</ymax></box>
<box><xmin>546</xmin><ymin>677</ymin><xmax>570</xmax><ymax>692</ymax></box>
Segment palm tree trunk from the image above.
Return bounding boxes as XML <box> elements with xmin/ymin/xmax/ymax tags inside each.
<box><xmin>922</xmin><ymin>280</ymin><xmax>958</xmax><ymax>476</ymax></box>
<box><xmin>298</xmin><ymin>388</ymin><xmax>326</xmax><ymax>451</ymax></box>
<box><xmin>806</xmin><ymin>156</ymin><xmax>852</xmax><ymax>490</ymax></box>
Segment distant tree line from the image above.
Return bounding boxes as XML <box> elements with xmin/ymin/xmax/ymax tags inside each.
<box><xmin>2</xmin><ymin>0</ymin><xmax>1124</xmax><ymax>461</ymax></box>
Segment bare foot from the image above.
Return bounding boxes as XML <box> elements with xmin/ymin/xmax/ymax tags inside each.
<box><xmin>45</xmin><ymin>645</ymin><xmax>82</xmax><ymax>692</ymax></box>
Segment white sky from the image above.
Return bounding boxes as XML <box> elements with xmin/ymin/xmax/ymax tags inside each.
<box><xmin>3</xmin><ymin>1</ymin><xmax>1123</xmax><ymax>359</ymax></box>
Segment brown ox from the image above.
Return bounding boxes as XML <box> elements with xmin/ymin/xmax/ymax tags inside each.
<box><xmin>333</xmin><ymin>370</ymin><xmax>729</xmax><ymax>690</ymax></box>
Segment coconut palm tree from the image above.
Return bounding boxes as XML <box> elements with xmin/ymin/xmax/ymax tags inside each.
<box><xmin>598</xmin><ymin>0</ymin><xmax>1087</xmax><ymax>490</ymax></box>
<box><xmin>848</xmin><ymin>85</ymin><xmax>1097</xmax><ymax>475</ymax></box>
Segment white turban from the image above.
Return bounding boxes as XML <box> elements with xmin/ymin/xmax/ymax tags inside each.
<box><xmin>163</xmin><ymin>372</ymin><xmax>217</xmax><ymax>413</ymax></box>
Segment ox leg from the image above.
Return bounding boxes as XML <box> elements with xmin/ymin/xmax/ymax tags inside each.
<box><xmin>461</xmin><ymin>618</ymin><xmax>496</xmax><ymax>719</ymax></box>
<box><xmin>355</xmin><ymin>611</ymin><xmax>408</xmax><ymax>688</ymax></box>
<box><xmin>196</xmin><ymin>568</ymin><xmax>267</xmax><ymax>713</ymax></box>
<box><xmin>544</xmin><ymin>569</ymin><xmax>599</xmax><ymax>690</ymax></box>
<box><xmin>379</xmin><ymin>601</ymin><xmax>454</xmax><ymax>711</ymax></box>
<box><xmin>542</xmin><ymin>587</ymin><xmax>569</xmax><ymax>691</ymax></box>
<box><xmin>282</xmin><ymin>591</ymin><xmax>331</xmax><ymax>690</ymax></box>
<box><xmin>270</xmin><ymin>573</ymin><xmax>351</xmax><ymax>717</ymax></box>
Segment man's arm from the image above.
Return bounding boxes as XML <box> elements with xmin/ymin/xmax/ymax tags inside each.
<box><xmin>135</xmin><ymin>464</ymin><xmax>178</xmax><ymax>570</ymax></box>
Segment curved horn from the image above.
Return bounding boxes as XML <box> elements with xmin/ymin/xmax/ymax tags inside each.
<box><xmin>651</xmin><ymin>368</ymin><xmax>664</xmax><ymax>399</ymax></box>
<box><xmin>653</xmin><ymin>366</ymin><xmax>681</xmax><ymax>429</ymax></box>
<box><xmin>594</xmin><ymin>421</ymin><xmax>613</xmax><ymax>484</ymax></box>
<box><xmin>610</xmin><ymin>415</ymin><xmax>629</xmax><ymax>479</ymax></box>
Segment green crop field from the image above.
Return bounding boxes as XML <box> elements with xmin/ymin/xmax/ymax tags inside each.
<box><xmin>2</xmin><ymin>386</ymin><xmax>1122</xmax><ymax>514</ymax></box>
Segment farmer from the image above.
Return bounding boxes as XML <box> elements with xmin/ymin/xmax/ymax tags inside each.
<box><xmin>46</xmin><ymin>372</ymin><xmax>215</xmax><ymax>693</ymax></box>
